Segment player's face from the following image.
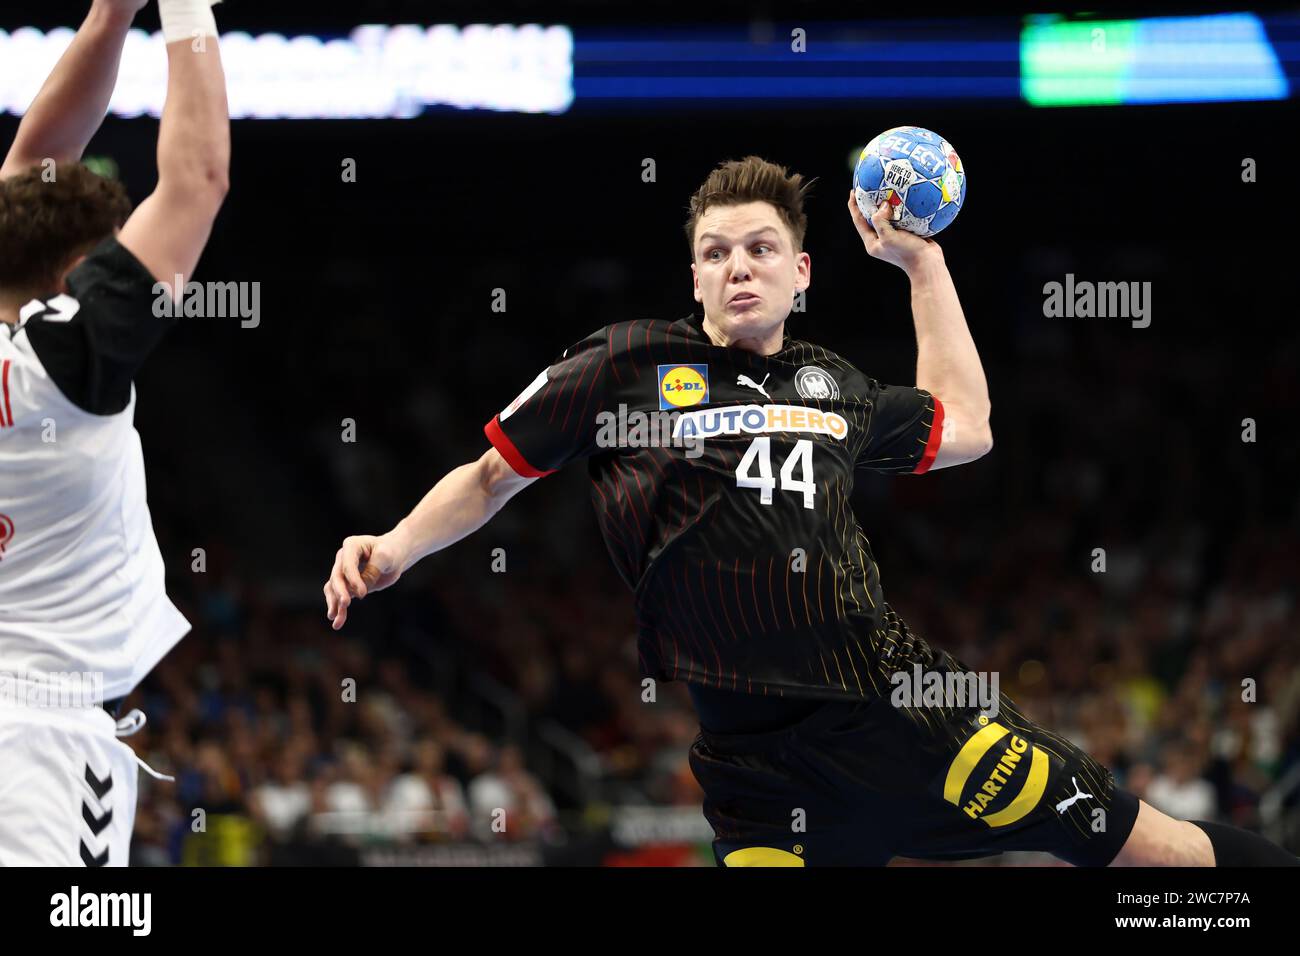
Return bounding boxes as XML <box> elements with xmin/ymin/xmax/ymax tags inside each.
<box><xmin>691</xmin><ymin>201</ymin><xmax>810</xmax><ymax>351</ymax></box>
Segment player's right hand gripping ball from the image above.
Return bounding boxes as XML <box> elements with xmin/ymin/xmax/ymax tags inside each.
<box><xmin>853</xmin><ymin>126</ymin><xmax>965</xmax><ymax>237</ymax></box>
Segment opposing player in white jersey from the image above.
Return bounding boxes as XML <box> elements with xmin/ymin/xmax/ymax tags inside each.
<box><xmin>0</xmin><ymin>0</ymin><xmax>229</xmax><ymax>865</ymax></box>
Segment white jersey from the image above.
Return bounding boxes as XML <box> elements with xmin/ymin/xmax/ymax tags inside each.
<box><xmin>0</xmin><ymin>237</ymin><xmax>189</xmax><ymax>701</ymax></box>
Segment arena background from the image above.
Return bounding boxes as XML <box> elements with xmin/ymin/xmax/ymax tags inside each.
<box><xmin>3</xmin><ymin>1</ymin><xmax>1298</xmax><ymax>866</ymax></box>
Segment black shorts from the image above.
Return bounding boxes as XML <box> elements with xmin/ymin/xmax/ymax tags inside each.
<box><xmin>687</xmin><ymin>652</ymin><xmax>1140</xmax><ymax>867</ymax></box>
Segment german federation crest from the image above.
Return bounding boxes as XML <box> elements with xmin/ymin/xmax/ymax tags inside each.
<box><xmin>794</xmin><ymin>366</ymin><xmax>840</xmax><ymax>401</ymax></box>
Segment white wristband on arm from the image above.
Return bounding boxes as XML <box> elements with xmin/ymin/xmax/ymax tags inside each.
<box><xmin>157</xmin><ymin>0</ymin><xmax>222</xmax><ymax>45</ymax></box>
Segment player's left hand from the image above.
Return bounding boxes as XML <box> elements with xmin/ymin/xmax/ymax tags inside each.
<box><xmin>847</xmin><ymin>188</ymin><xmax>942</xmax><ymax>275</ymax></box>
<box><xmin>324</xmin><ymin>533</ymin><xmax>405</xmax><ymax>630</ymax></box>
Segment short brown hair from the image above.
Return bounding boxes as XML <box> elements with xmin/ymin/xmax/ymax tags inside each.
<box><xmin>685</xmin><ymin>155</ymin><xmax>814</xmax><ymax>256</ymax></box>
<box><xmin>0</xmin><ymin>162</ymin><xmax>132</xmax><ymax>301</ymax></box>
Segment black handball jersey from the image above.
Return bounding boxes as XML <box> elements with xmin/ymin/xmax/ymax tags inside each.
<box><xmin>484</xmin><ymin>314</ymin><xmax>945</xmax><ymax>702</ymax></box>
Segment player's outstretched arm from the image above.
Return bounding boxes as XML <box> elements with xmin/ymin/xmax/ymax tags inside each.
<box><xmin>0</xmin><ymin>1</ymin><xmax>147</xmax><ymax>180</ymax></box>
<box><xmin>846</xmin><ymin>189</ymin><xmax>992</xmax><ymax>469</ymax></box>
<box><xmin>116</xmin><ymin>1</ymin><xmax>229</xmax><ymax>294</ymax></box>
<box><xmin>324</xmin><ymin>446</ymin><xmax>538</xmax><ymax>630</ymax></box>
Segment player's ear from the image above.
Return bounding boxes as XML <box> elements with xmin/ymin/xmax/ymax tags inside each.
<box><xmin>691</xmin><ymin>261</ymin><xmax>702</xmax><ymax>303</ymax></box>
<box><xmin>795</xmin><ymin>250</ymin><xmax>811</xmax><ymax>292</ymax></box>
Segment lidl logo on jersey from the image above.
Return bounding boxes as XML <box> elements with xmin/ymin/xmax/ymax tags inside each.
<box><xmin>658</xmin><ymin>364</ymin><xmax>709</xmax><ymax>410</ymax></box>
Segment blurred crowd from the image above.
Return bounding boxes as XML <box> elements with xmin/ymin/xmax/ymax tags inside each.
<box><xmin>123</xmin><ymin>500</ymin><xmax>1300</xmax><ymax>865</ymax></box>
<box><xmin>125</xmin><ymin>593</ymin><xmax>574</xmax><ymax>865</ymax></box>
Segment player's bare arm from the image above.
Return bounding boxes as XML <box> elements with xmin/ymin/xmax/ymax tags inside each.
<box><xmin>324</xmin><ymin>446</ymin><xmax>537</xmax><ymax>630</ymax></box>
<box><xmin>116</xmin><ymin>1</ymin><xmax>230</xmax><ymax>296</ymax></box>
<box><xmin>847</xmin><ymin>189</ymin><xmax>992</xmax><ymax>469</ymax></box>
<box><xmin>0</xmin><ymin>0</ymin><xmax>147</xmax><ymax>180</ymax></box>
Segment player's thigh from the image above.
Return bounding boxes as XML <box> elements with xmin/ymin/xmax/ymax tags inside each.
<box><xmin>841</xmin><ymin>660</ymin><xmax>1139</xmax><ymax>865</ymax></box>
<box><xmin>0</xmin><ymin>720</ymin><xmax>80</xmax><ymax>865</ymax></box>
<box><xmin>690</xmin><ymin>705</ymin><xmax>902</xmax><ymax>866</ymax></box>
<box><xmin>0</xmin><ymin>718</ymin><xmax>137</xmax><ymax>866</ymax></box>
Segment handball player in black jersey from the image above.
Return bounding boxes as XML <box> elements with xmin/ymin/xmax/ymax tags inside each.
<box><xmin>325</xmin><ymin>156</ymin><xmax>1296</xmax><ymax>867</ymax></box>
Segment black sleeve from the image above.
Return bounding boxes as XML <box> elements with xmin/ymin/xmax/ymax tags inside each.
<box><xmin>855</xmin><ymin>380</ymin><xmax>945</xmax><ymax>474</ymax></box>
<box><xmin>19</xmin><ymin>236</ymin><xmax>173</xmax><ymax>415</ymax></box>
<box><xmin>484</xmin><ymin>328</ymin><xmax>610</xmax><ymax>476</ymax></box>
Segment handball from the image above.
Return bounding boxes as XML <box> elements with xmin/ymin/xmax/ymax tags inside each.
<box><xmin>852</xmin><ymin>126</ymin><xmax>966</xmax><ymax>237</ymax></box>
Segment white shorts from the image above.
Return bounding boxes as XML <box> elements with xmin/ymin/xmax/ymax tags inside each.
<box><xmin>0</xmin><ymin>705</ymin><xmax>139</xmax><ymax>866</ymax></box>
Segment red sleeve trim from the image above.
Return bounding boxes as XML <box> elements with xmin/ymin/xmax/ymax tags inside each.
<box><xmin>913</xmin><ymin>397</ymin><xmax>944</xmax><ymax>474</ymax></box>
<box><xmin>484</xmin><ymin>415</ymin><xmax>554</xmax><ymax>478</ymax></box>
<box><xmin>1</xmin><ymin>360</ymin><xmax>13</xmax><ymax>428</ymax></box>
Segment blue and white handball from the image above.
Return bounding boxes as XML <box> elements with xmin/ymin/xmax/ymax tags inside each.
<box><xmin>853</xmin><ymin>126</ymin><xmax>966</xmax><ymax>237</ymax></box>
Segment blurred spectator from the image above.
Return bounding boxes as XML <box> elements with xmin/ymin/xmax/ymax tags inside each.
<box><xmin>325</xmin><ymin>743</ymin><xmax>375</xmax><ymax>816</ymax></box>
<box><xmin>1146</xmin><ymin>743</ymin><xmax>1217</xmax><ymax>821</ymax></box>
<box><xmin>384</xmin><ymin>739</ymin><xmax>471</xmax><ymax>839</ymax></box>
<box><xmin>467</xmin><ymin>743</ymin><xmax>558</xmax><ymax>841</ymax></box>
<box><xmin>250</xmin><ymin>746</ymin><xmax>312</xmax><ymax>840</ymax></box>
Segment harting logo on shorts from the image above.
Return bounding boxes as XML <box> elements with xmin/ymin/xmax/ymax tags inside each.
<box><xmin>942</xmin><ymin>722</ymin><xmax>1049</xmax><ymax>828</ymax></box>
<box><xmin>49</xmin><ymin>886</ymin><xmax>151</xmax><ymax>936</ymax></box>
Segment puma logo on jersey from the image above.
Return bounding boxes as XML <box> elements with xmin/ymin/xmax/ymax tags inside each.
<box><xmin>736</xmin><ymin>372</ymin><xmax>771</xmax><ymax>399</ymax></box>
<box><xmin>1055</xmin><ymin>776</ymin><xmax>1093</xmax><ymax>814</ymax></box>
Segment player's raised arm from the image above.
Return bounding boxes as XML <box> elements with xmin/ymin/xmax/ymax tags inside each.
<box><xmin>0</xmin><ymin>1</ymin><xmax>146</xmax><ymax>180</ymax></box>
<box><xmin>115</xmin><ymin>1</ymin><xmax>229</xmax><ymax>295</ymax></box>
<box><xmin>324</xmin><ymin>447</ymin><xmax>537</xmax><ymax>630</ymax></box>
<box><xmin>847</xmin><ymin>190</ymin><xmax>992</xmax><ymax>470</ymax></box>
